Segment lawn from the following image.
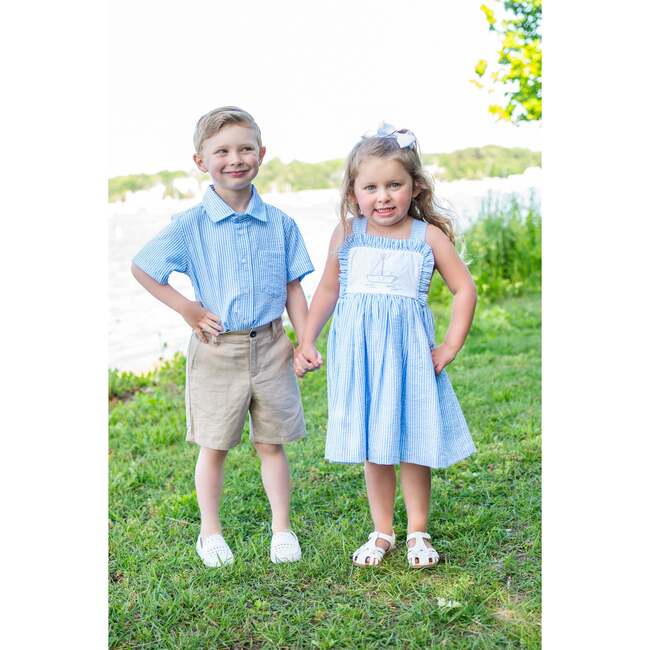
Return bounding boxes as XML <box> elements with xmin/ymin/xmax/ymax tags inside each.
<box><xmin>109</xmin><ymin>293</ymin><xmax>541</xmax><ymax>649</ymax></box>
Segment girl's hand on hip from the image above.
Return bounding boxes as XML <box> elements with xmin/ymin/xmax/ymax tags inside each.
<box><xmin>181</xmin><ymin>301</ymin><xmax>224</xmax><ymax>343</ymax></box>
<box><xmin>431</xmin><ymin>342</ymin><xmax>457</xmax><ymax>375</ymax></box>
<box><xmin>294</xmin><ymin>343</ymin><xmax>323</xmax><ymax>378</ymax></box>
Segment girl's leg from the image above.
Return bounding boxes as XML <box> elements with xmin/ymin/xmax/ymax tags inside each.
<box><xmin>254</xmin><ymin>442</ymin><xmax>291</xmax><ymax>532</ymax></box>
<box><xmin>195</xmin><ymin>446</ymin><xmax>229</xmax><ymax>540</ymax></box>
<box><xmin>364</xmin><ymin>461</ymin><xmax>396</xmax><ymax>551</ymax></box>
<box><xmin>399</xmin><ymin>462</ymin><xmax>434</xmax><ymax>550</ymax></box>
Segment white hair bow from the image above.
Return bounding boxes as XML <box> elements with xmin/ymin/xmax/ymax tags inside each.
<box><xmin>366</xmin><ymin>122</ymin><xmax>417</xmax><ymax>149</ymax></box>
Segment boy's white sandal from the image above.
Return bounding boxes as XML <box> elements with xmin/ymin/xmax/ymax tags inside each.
<box><xmin>352</xmin><ymin>531</ymin><xmax>396</xmax><ymax>567</ymax></box>
<box><xmin>270</xmin><ymin>530</ymin><xmax>302</xmax><ymax>563</ymax></box>
<box><xmin>406</xmin><ymin>532</ymin><xmax>439</xmax><ymax>568</ymax></box>
<box><xmin>195</xmin><ymin>533</ymin><xmax>234</xmax><ymax>568</ymax></box>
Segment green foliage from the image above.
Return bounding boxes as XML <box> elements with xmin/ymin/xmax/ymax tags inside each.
<box><xmin>422</xmin><ymin>145</ymin><xmax>540</xmax><ymax>180</ymax></box>
<box><xmin>108</xmin><ymin>170</ymin><xmax>194</xmax><ymax>202</ymax></box>
<box><xmin>109</xmin><ymin>368</ymin><xmax>151</xmax><ymax>401</ymax></box>
<box><xmin>254</xmin><ymin>157</ymin><xmax>345</xmax><ymax>193</ymax></box>
<box><xmin>109</xmin><ymin>295</ymin><xmax>540</xmax><ymax>648</ymax></box>
<box><xmin>473</xmin><ymin>0</ymin><xmax>542</xmax><ymax>123</ymax></box>
<box><xmin>465</xmin><ymin>196</ymin><xmax>541</xmax><ymax>300</ymax></box>
<box><xmin>109</xmin><ymin>353</ymin><xmax>186</xmax><ymax>401</ymax></box>
<box><xmin>429</xmin><ymin>197</ymin><xmax>541</xmax><ymax>305</ymax></box>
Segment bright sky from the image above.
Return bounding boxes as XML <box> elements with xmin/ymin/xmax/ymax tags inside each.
<box><xmin>109</xmin><ymin>0</ymin><xmax>542</xmax><ymax>177</ymax></box>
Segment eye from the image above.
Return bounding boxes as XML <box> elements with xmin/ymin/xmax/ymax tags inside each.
<box><xmin>215</xmin><ymin>149</ymin><xmax>227</xmax><ymax>155</ymax></box>
<box><xmin>241</xmin><ymin>146</ymin><xmax>253</xmax><ymax>152</ymax></box>
<box><xmin>389</xmin><ymin>182</ymin><xmax>401</xmax><ymax>189</ymax></box>
<box><xmin>363</xmin><ymin>184</ymin><xmax>376</xmax><ymax>191</ymax></box>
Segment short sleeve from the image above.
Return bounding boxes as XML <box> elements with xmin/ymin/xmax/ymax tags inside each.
<box><xmin>132</xmin><ymin>217</ymin><xmax>188</xmax><ymax>284</ymax></box>
<box><xmin>284</xmin><ymin>217</ymin><xmax>314</xmax><ymax>283</ymax></box>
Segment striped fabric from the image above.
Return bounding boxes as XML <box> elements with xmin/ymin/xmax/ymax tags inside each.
<box><xmin>325</xmin><ymin>216</ymin><xmax>476</xmax><ymax>469</ymax></box>
<box><xmin>132</xmin><ymin>185</ymin><xmax>314</xmax><ymax>331</ymax></box>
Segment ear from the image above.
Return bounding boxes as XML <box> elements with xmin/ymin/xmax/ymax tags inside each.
<box><xmin>412</xmin><ymin>183</ymin><xmax>422</xmax><ymax>199</ymax></box>
<box><xmin>193</xmin><ymin>152</ymin><xmax>207</xmax><ymax>173</ymax></box>
<box><xmin>258</xmin><ymin>146</ymin><xmax>266</xmax><ymax>165</ymax></box>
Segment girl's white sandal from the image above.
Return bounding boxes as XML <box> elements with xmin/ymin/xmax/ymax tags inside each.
<box><xmin>195</xmin><ymin>533</ymin><xmax>234</xmax><ymax>568</ymax></box>
<box><xmin>270</xmin><ymin>530</ymin><xmax>302</xmax><ymax>563</ymax></box>
<box><xmin>352</xmin><ymin>531</ymin><xmax>396</xmax><ymax>567</ymax></box>
<box><xmin>406</xmin><ymin>532</ymin><xmax>439</xmax><ymax>568</ymax></box>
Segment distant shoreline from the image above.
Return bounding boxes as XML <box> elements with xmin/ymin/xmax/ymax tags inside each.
<box><xmin>109</xmin><ymin>145</ymin><xmax>542</xmax><ymax>203</ymax></box>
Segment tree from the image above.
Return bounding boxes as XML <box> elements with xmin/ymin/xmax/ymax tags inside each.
<box><xmin>472</xmin><ymin>1</ymin><xmax>542</xmax><ymax>123</ymax></box>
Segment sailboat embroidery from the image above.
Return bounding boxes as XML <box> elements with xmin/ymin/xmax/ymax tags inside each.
<box><xmin>365</xmin><ymin>252</ymin><xmax>397</xmax><ymax>289</ymax></box>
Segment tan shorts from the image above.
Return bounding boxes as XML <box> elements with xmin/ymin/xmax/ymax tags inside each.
<box><xmin>185</xmin><ymin>318</ymin><xmax>306</xmax><ymax>450</ymax></box>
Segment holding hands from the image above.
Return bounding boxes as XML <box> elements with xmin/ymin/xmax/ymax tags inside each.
<box><xmin>182</xmin><ymin>301</ymin><xmax>224</xmax><ymax>343</ymax></box>
<box><xmin>294</xmin><ymin>342</ymin><xmax>323</xmax><ymax>378</ymax></box>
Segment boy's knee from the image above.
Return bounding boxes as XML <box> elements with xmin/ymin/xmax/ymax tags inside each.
<box><xmin>254</xmin><ymin>441</ymin><xmax>284</xmax><ymax>457</ymax></box>
<box><xmin>199</xmin><ymin>446</ymin><xmax>229</xmax><ymax>462</ymax></box>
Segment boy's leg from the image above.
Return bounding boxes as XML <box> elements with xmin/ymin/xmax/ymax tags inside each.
<box><xmin>195</xmin><ymin>446</ymin><xmax>229</xmax><ymax>540</ymax></box>
<box><xmin>254</xmin><ymin>442</ymin><xmax>291</xmax><ymax>532</ymax></box>
<box><xmin>364</xmin><ymin>461</ymin><xmax>396</xmax><ymax>551</ymax></box>
<box><xmin>399</xmin><ymin>462</ymin><xmax>435</xmax><ymax>550</ymax></box>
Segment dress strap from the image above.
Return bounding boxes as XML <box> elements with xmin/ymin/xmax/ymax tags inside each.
<box><xmin>351</xmin><ymin>216</ymin><xmax>368</xmax><ymax>234</ymax></box>
<box><xmin>409</xmin><ymin>218</ymin><xmax>428</xmax><ymax>241</ymax></box>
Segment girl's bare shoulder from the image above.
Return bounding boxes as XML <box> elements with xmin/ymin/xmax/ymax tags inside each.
<box><xmin>425</xmin><ymin>223</ymin><xmax>453</xmax><ymax>250</ymax></box>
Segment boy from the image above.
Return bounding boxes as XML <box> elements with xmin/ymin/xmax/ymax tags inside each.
<box><xmin>131</xmin><ymin>106</ymin><xmax>314</xmax><ymax>567</ymax></box>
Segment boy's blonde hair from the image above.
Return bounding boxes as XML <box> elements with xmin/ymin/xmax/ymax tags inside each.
<box><xmin>339</xmin><ymin>133</ymin><xmax>456</xmax><ymax>244</ymax></box>
<box><xmin>193</xmin><ymin>106</ymin><xmax>263</xmax><ymax>154</ymax></box>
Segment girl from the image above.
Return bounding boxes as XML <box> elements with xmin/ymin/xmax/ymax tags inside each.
<box><xmin>295</xmin><ymin>125</ymin><xmax>477</xmax><ymax>568</ymax></box>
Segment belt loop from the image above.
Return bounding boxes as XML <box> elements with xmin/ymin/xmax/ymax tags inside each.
<box><xmin>272</xmin><ymin>318</ymin><xmax>281</xmax><ymax>340</ymax></box>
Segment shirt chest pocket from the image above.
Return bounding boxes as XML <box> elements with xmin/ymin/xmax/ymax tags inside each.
<box><xmin>259</xmin><ymin>250</ymin><xmax>286</xmax><ymax>298</ymax></box>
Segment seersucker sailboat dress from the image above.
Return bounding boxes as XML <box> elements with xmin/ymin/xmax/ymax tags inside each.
<box><xmin>325</xmin><ymin>216</ymin><xmax>476</xmax><ymax>469</ymax></box>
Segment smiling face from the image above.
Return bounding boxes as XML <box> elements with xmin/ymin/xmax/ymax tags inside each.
<box><xmin>352</xmin><ymin>155</ymin><xmax>420</xmax><ymax>229</ymax></box>
<box><xmin>193</xmin><ymin>124</ymin><xmax>266</xmax><ymax>192</ymax></box>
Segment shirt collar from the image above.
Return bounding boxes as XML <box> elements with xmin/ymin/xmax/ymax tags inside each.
<box><xmin>202</xmin><ymin>184</ymin><xmax>267</xmax><ymax>223</ymax></box>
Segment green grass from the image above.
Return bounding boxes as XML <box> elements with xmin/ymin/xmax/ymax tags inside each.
<box><xmin>109</xmin><ymin>294</ymin><xmax>540</xmax><ymax>649</ymax></box>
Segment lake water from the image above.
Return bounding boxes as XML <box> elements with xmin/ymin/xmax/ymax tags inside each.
<box><xmin>109</xmin><ymin>168</ymin><xmax>541</xmax><ymax>373</ymax></box>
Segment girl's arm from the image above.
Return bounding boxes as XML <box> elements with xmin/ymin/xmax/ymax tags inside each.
<box><xmin>426</xmin><ymin>225</ymin><xmax>477</xmax><ymax>374</ymax></box>
<box><xmin>294</xmin><ymin>223</ymin><xmax>345</xmax><ymax>376</ymax></box>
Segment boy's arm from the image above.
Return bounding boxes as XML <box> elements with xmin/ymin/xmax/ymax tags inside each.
<box><xmin>285</xmin><ymin>279</ymin><xmax>309</xmax><ymax>343</ymax></box>
<box><xmin>131</xmin><ymin>263</ymin><xmax>223</xmax><ymax>343</ymax></box>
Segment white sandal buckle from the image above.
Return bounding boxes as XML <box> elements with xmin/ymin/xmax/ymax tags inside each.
<box><xmin>406</xmin><ymin>531</ymin><xmax>439</xmax><ymax>569</ymax></box>
<box><xmin>352</xmin><ymin>531</ymin><xmax>396</xmax><ymax>567</ymax></box>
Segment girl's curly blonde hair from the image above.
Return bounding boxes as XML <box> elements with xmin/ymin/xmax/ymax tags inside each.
<box><xmin>339</xmin><ymin>134</ymin><xmax>456</xmax><ymax>244</ymax></box>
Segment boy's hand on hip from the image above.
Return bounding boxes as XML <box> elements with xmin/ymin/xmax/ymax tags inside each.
<box><xmin>181</xmin><ymin>301</ymin><xmax>224</xmax><ymax>343</ymax></box>
<box><xmin>293</xmin><ymin>344</ymin><xmax>323</xmax><ymax>378</ymax></box>
<box><xmin>431</xmin><ymin>342</ymin><xmax>457</xmax><ymax>375</ymax></box>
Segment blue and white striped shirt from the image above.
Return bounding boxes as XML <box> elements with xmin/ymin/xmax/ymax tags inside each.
<box><xmin>132</xmin><ymin>185</ymin><xmax>314</xmax><ymax>331</ymax></box>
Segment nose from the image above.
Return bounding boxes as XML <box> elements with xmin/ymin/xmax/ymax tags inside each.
<box><xmin>377</xmin><ymin>187</ymin><xmax>389</xmax><ymax>202</ymax></box>
<box><xmin>229</xmin><ymin>152</ymin><xmax>243</xmax><ymax>166</ymax></box>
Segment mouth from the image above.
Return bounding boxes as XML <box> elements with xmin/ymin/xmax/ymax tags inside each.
<box><xmin>225</xmin><ymin>169</ymin><xmax>249</xmax><ymax>178</ymax></box>
<box><xmin>374</xmin><ymin>207</ymin><xmax>396</xmax><ymax>216</ymax></box>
